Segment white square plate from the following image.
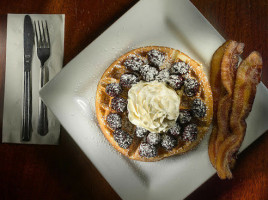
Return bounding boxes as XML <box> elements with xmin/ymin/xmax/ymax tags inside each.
<box><xmin>40</xmin><ymin>0</ymin><xmax>268</xmax><ymax>199</ymax></box>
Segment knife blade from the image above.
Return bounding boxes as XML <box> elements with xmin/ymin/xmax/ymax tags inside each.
<box><xmin>22</xmin><ymin>15</ymin><xmax>34</xmax><ymax>141</ymax></box>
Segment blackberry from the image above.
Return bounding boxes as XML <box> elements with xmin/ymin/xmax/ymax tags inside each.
<box><xmin>147</xmin><ymin>133</ymin><xmax>161</xmax><ymax>145</ymax></box>
<box><xmin>184</xmin><ymin>78</ymin><xmax>199</xmax><ymax>97</ymax></box>
<box><xmin>123</xmin><ymin>56</ymin><xmax>143</xmax><ymax>72</ymax></box>
<box><xmin>140</xmin><ymin>64</ymin><xmax>159</xmax><ymax>82</ymax></box>
<box><xmin>111</xmin><ymin>97</ymin><xmax>127</xmax><ymax>113</ymax></box>
<box><xmin>161</xmin><ymin>134</ymin><xmax>177</xmax><ymax>151</ymax></box>
<box><xmin>139</xmin><ymin>142</ymin><xmax>157</xmax><ymax>158</ymax></box>
<box><xmin>135</xmin><ymin>126</ymin><xmax>149</xmax><ymax>138</ymax></box>
<box><xmin>182</xmin><ymin>123</ymin><xmax>198</xmax><ymax>142</ymax></box>
<box><xmin>178</xmin><ymin>109</ymin><xmax>192</xmax><ymax>124</ymax></box>
<box><xmin>192</xmin><ymin>99</ymin><xmax>206</xmax><ymax>118</ymax></box>
<box><xmin>167</xmin><ymin>75</ymin><xmax>184</xmax><ymax>90</ymax></box>
<box><xmin>113</xmin><ymin>129</ymin><xmax>133</xmax><ymax>149</ymax></box>
<box><xmin>120</xmin><ymin>73</ymin><xmax>139</xmax><ymax>88</ymax></box>
<box><xmin>169</xmin><ymin>124</ymin><xmax>181</xmax><ymax>136</ymax></box>
<box><xmin>169</xmin><ymin>62</ymin><xmax>190</xmax><ymax>75</ymax></box>
<box><xmin>147</xmin><ymin>49</ymin><xmax>165</xmax><ymax>67</ymax></box>
<box><xmin>105</xmin><ymin>83</ymin><xmax>122</xmax><ymax>97</ymax></box>
<box><xmin>106</xmin><ymin>113</ymin><xmax>122</xmax><ymax>130</ymax></box>
<box><xmin>155</xmin><ymin>69</ymin><xmax>170</xmax><ymax>82</ymax></box>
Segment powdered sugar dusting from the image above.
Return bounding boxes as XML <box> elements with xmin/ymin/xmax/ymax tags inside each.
<box><xmin>178</xmin><ymin>109</ymin><xmax>192</xmax><ymax>124</ymax></box>
<box><xmin>106</xmin><ymin>113</ymin><xmax>122</xmax><ymax>130</ymax></box>
<box><xmin>140</xmin><ymin>64</ymin><xmax>159</xmax><ymax>82</ymax></box>
<box><xmin>167</xmin><ymin>74</ymin><xmax>184</xmax><ymax>90</ymax></box>
<box><xmin>120</xmin><ymin>73</ymin><xmax>139</xmax><ymax>88</ymax></box>
<box><xmin>147</xmin><ymin>133</ymin><xmax>161</xmax><ymax>145</ymax></box>
<box><xmin>155</xmin><ymin>69</ymin><xmax>170</xmax><ymax>82</ymax></box>
<box><xmin>139</xmin><ymin>142</ymin><xmax>157</xmax><ymax>158</ymax></box>
<box><xmin>105</xmin><ymin>83</ymin><xmax>122</xmax><ymax>97</ymax></box>
<box><xmin>113</xmin><ymin>129</ymin><xmax>133</xmax><ymax>149</ymax></box>
<box><xmin>123</xmin><ymin>55</ymin><xmax>144</xmax><ymax>71</ymax></box>
<box><xmin>147</xmin><ymin>49</ymin><xmax>165</xmax><ymax>67</ymax></box>
<box><xmin>170</xmin><ymin>62</ymin><xmax>190</xmax><ymax>75</ymax></box>
<box><xmin>184</xmin><ymin>78</ymin><xmax>199</xmax><ymax>97</ymax></box>
<box><xmin>182</xmin><ymin>124</ymin><xmax>198</xmax><ymax>141</ymax></box>
<box><xmin>111</xmin><ymin>97</ymin><xmax>127</xmax><ymax>112</ymax></box>
<box><xmin>169</xmin><ymin>124</ymin><xmax>181</xmax><ymax>136</ymax></box>
<box><xmin>192</xmin><ymin>99</ymin><xmax>206</xmax><ymax>118</ymax></box>
<box><xmin>161</xmin><ymin>134</ymin><xmax>177</xmax><ymax>151</ymax></box>
<box><xmin>135</xmin><ymin>126</ymin><xmax>149</xmax><ymax>138</ymax></box>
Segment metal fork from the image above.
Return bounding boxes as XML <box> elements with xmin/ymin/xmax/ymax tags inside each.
<box><xmin>34</xmin><ymin>21</ymin><xmax>50</xmax><ymax>136</ymax></box>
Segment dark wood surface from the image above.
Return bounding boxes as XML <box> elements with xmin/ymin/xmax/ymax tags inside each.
<box><xmin>0</xmin><ymin>0</ymin><xmax>267</xmax><ymax>199</ymax></box>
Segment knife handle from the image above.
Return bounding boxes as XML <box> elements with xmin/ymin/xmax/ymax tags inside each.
<box><xmin>37</xmin><ymin>65</ymin><xmax>49</xmax><ymax>136</ymax></box>
<box><xmin>22</xmin><ymin>71</ymin><xmax>32</xmax><ymax>141</ymax></box>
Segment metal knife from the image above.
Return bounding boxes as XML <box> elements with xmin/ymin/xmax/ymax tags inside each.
<box><xmin>22</xmin><ymin>15</ymin><xmax>34</xmax><ymax>141</ymax></box>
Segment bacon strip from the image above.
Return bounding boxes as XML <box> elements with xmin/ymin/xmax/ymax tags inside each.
<box><xmin>210</xmin><ymin>40</ymin><xmax>231</xmax><ymax>116</ymax></box>
<box><xmin>214</xmin><ymin>41</ymin><xmax>244</xmax><ymax>160</ymax></box>
<box><xmin>208</xmin><ymin>41</ymin><xmax>244</xmax><ymax>167</ymax></box>
<box><xmin>208</xmin><ymin>41</ymin><xmax>230</xmax><ymax>167</ymax></box>
<box><xmin>208</xmin><ymin>41</ymin><xmax>231</xmax><ymax>167</ymax></box>
<box><xmin>215</xmin><ymin>51</ymin><xmax>262</xmax><ymax>179</ymax></box>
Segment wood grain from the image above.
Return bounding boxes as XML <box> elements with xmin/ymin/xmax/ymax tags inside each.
<box><xmin>0</xmin><ymin>0</ymin><xmax>267</xmax><ymax>200</ymax></box>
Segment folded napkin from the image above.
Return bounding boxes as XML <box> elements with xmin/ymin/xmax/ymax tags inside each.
<box><xmin>2</xmin><ymin>14</ymin><xmax>65</xmax><ymax>144</ymax></box>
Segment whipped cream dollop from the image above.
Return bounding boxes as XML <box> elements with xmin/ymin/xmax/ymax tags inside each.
<box><xmin>127</xmin><ymin>81</ymin><xmax>180</xmax><ymax>133</ymax></box>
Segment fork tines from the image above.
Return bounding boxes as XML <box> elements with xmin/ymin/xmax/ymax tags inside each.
<box><xmin>34</xmin><ymin>20</ymin><xmax>50</xmax><ymax>48</ymax></box>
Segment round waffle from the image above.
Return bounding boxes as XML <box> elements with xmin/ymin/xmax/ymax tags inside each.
<box><xmin>96</xmin><ymin>46</ymin><xmax>213</xmax><ymax>162</ymax></box>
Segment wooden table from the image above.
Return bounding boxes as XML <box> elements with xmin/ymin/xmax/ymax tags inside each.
<box><xmin>0</xmin><ymin>0</ymin><xmax>267</xmax><ymax>199</ymax></box>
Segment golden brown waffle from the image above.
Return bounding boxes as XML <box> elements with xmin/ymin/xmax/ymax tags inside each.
<box><xmin>95</xmin><ymin>46</ymin><xmax>213</xmax><ymax>162</ymax></box>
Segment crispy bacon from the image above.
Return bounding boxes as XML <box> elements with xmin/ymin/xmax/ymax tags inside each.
<box><xmin>214</xmin><ymin>41</ymin><xmax>244</xmax><ymax>162</ymax></box>
<box><xmin>215</xmin><ymin>51</ymin><xmax>262</xmax><ymax>179</ymax></box>
<box><xmin>210</xmin><ymin>40</ymin><xmax>231</xmax><ymax>116</ymax></box>
<box><xmin>208</xmin><ymin>41</ymin><xmax>244</xmax><ymax>167</ymax></box>
<box><xmin>208</xmin><ymin>41</ymin><xmax>230</xmax><ymax>167</ymax></box>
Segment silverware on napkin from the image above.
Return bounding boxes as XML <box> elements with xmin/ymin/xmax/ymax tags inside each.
<box><xmin>22</xmin><ymin>15</ymin><xmax>34</xmax><ymax>141</ymax></box>
<box><xmin>34</xmin><ymin>20</ymin><xmax>51</xmax><ymax>136</ymax></box>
